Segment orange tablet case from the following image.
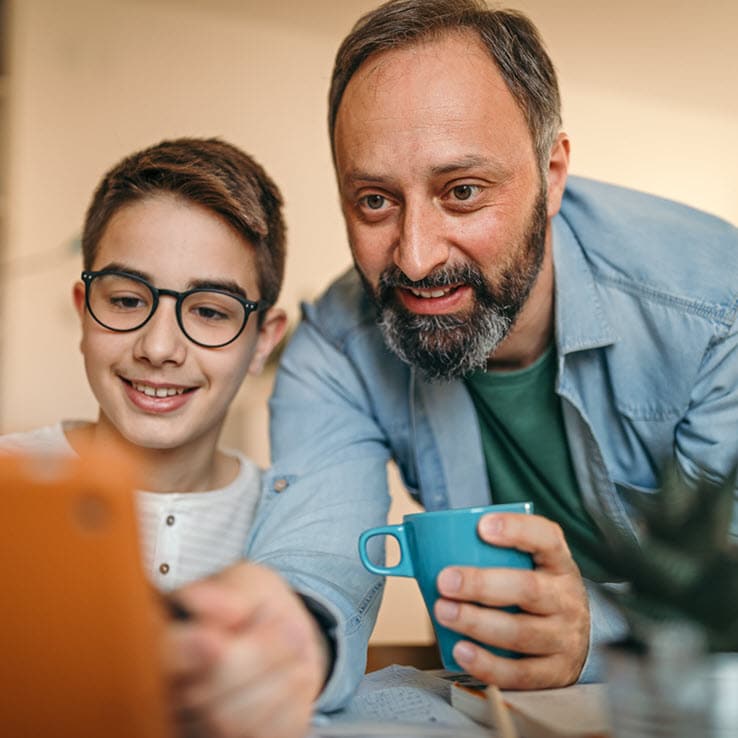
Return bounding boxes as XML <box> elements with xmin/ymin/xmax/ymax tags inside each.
<box><xmin>0</xmin><ymin>450</ymin><xmax>173</xmax><ymax>738</ymax></box>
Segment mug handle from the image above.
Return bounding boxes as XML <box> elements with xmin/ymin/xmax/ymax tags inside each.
<box><xmin>358</xmin><ymin>524</ymin><xmax>414</xmax><ymax>577</ymax></box>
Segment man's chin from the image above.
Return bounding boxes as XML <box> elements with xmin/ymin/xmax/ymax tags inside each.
<box><xmin>385</xmin><ymin>303</ymin><xmax>473</xmax><ymax>331</ymax></box>
<box><xmin>377</xmin><ymin>308</ymin><xmax>506</xmax><ymax>382</ymax></box>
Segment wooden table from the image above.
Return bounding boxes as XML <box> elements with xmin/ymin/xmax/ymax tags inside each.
<box><xmin>366</xmin><ymin>643</ymin><xmax>442</xmax><ymax>673</ymax></box>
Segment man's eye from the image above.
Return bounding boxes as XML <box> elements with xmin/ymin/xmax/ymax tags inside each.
<box><xmin>362</xmin><ymin>194</ymin><xmax>386</xmax><ymax>210</ymax></box>
<box><xmin>451</xmin><ymin>184</ymin><xmax>476</xmax><ymax>201</ymax></box>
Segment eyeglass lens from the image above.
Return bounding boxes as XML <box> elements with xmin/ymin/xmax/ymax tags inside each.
<box><xmin>87</xmin><ymin>273</ymin><xmax>247</xmax><ymax>347</ymax></box>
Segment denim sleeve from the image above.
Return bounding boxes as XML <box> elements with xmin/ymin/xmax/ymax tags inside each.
<box><xmin>247</xmin><ymin>317</ymin><xmax>391</xmax><ymax>712</ymax></box>
<box><xmin>675</xmin><ymin>311</ymin><xmax>738</xmax><ymax>533</ymax></box>
<box><xmin>578</xmin><ymin>580</ymin><xmax>628</xmax><ymax>682</ymax></box>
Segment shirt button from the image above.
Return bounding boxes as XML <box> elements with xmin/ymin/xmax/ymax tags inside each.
<box><xmin>159</xmin><ymin>563</ymin><xmax>170</xmax><ymax>575</ymax></box>
<box><xmin>273</xmin><ymin>478</ymin><xmax>289</xmax><ymax>493</ymax></box>
<box><xmin>166</xmin><ymin>515</ymin><xmax>175</xmax><ymax>526</ymax></box>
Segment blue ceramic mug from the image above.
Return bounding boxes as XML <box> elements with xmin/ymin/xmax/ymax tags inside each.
<box><xmin>358</xmin><ymin>502</ymin><xmax>534</xmax><ymax>671</ymax></box>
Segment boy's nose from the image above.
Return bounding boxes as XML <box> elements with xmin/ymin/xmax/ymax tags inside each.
<box><xmin>133</xmin><ymin>298</ymin><xmax>187</xmax><ymax>366</ymax></box>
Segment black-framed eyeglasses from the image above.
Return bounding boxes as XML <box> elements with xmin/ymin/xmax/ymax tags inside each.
<box><xmin>81</xmin><ymin>270</ymin><xmax>268</xmax><ymax>348</ymax></box>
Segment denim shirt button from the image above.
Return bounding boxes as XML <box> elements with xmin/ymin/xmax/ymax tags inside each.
<box><xmin>273</xmin><ymin>477</ymin><xmax>289</xmax><ymax>493</ymax></box>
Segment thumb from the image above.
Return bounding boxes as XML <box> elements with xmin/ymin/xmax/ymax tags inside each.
<box><xmin>163</xmin><ymin>623</ymin><xmax>223</xmax><ymax>681</ymax></box>
<box><xmin>172</xmin><ymin>562</ymin><xmax>279</xmax><ymax>630</ymax></box>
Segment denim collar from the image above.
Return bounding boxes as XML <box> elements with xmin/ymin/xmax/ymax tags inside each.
<box><xmin>553</xmin><ymin>214</ymin><xmax>618</xmax><ymax>355</ymax></box>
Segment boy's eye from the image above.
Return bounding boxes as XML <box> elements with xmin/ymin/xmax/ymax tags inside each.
<box><xmin>193</xmin><ymin>306</ymin><xmax>228</xmax><ymax>322</ymax></box>
<box><xmin>184</xmin><ymin>293</ymin><xmax>243</xmax><ymax>325</ymax></box>
<box><xmin>110</xmin><ymin>294</ymin><xmax>147</xmax><ymax>311</ymax></box>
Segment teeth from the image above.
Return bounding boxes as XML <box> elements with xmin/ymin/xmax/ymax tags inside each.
<box><xmin>410</xmin><ymin>287</ymin><xmax>451</xmax><ymax>298</ymax></box>
<box><xmin>132</xmin><ymin>382</ymin><xmax>185</xmax><ymax>397</ymax></box>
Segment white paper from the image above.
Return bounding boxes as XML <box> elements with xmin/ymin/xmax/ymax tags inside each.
<box><xmin>314</xmin><ymin>665</ymin><xmax>491</xmax><ymax>736</ymax></box>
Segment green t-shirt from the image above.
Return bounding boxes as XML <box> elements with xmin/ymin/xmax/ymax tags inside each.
<box><xmin>465</xmin><ymin>346</ymin><xmax>611</xmax><ymax>582</ymax></box>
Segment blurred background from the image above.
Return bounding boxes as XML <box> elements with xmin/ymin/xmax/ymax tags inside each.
<box><xmin>0</xmin><ymin>0</ymin><xmax>736</xmax><ymax>646</ymax></box>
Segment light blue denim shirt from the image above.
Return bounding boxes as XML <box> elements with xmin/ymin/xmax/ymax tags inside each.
<box><xmin>248</xmin><ymin>176</ymin><xmax>738</xmax><ymax>711</ymax></box>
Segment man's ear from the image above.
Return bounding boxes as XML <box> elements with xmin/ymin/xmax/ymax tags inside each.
<box><xmin>545</xmin><ymin>132</ymin><xmax>570</xmax><ymax>219</ymax></box>
<box><xmin>72</xmin><ymin>281</ymin><xmax>86</xmax><ymax>320</ymax></box>
<box><xmin>248</xmin><ymin>307</ymin><xmax>288</xmax><ymax>376</ymax></box>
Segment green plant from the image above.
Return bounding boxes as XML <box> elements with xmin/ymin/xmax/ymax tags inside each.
<box><xmin>599</xmin><ymin>462</ymin><xmax>738</xmax><ymax>652</ymax></box>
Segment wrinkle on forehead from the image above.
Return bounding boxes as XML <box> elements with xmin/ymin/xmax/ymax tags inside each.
<box><xmin>349</xmin><ymin>29</ymin><xmax>507</xmax><ymax>112</ymax></box>
<box><xmin>340</xmin><ymin>30</ymin><xmax>519</xmax><ymax>133</ymax></box>
<box><xmin>334</xmin><ymin>29</ymin><xmax>537</xmax><ymax>187</ymax></box>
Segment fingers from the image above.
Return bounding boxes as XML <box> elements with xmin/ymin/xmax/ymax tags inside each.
<box><xmin>194</xmin><ymin>666</ymin><xmax>314</xmax><ymax>738</ymax></box>
<box><xmin>173</xmin><ymin>618</ymin><xmax>308</xmax><ymax>710</ymax></box>
<box><xmin>477</xmin><ymin>513</ymin><xmax>579</xmax><ymax>574</ymax></box>
<box><xmin>434</xmin><ymin>601</ymin><xmax>567</xmax><ymax>655</ymax></box>
<box><xmin>437</xmin><ymin>564</ymin><xmax>555</xmax><ymax>614</ymax></box>
<box><xmin>436</xmin><ymin>513</ymin><xmax>582</xmax><ymax>615</ymax></box>
<box><xmin>174</xmin><ymin>561</ymin><xmax>279</xmax><ymax>630</ymax></box>
<box><xmin>171</xmin><ymin>630</ymin><xmax>315</xmax><ymax>738</ymax></box>
<box><xmin>450</xmin><ymin>642</ymin><xmax>580</xmax><ymax>691</ymax></box>
<box><xmin>198</xmin><ymin>635</ymin><xmax>317</xmax><ymax>738</ymax></box>
<box><xmin>164</xmin><ymin>622</ymin><xmax>224</xmax><ymax>686</ymax></box>
<box><xmin>432</xmin><ymin>514</ymin><xmax>591</xmax><ymax>689</ymax></box>
<box><xmin>163</xmin><ymin>562</ymin><xmax>326</xmax><ymax>738</ymax></box>
<box><xmin>433</xmin><ymin>572</ymin><xmax>590</xmax><ymax>688</ymax></box>
<box><xmin>437</xmin><ymin>596</ymin><xmax>589</xmax><ymax>688</ymax></box>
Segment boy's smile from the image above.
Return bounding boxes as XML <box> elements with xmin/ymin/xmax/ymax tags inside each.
<box><xmin>122</xmin><ymin>378</ymin><xmax>196</xmax><ymax>412</ymax></box>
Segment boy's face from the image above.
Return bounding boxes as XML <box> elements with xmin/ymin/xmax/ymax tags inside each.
<box><xmin>73</xmin><ymin>193</ymin><xmax>285</xmax><ymax>455</ymax></box>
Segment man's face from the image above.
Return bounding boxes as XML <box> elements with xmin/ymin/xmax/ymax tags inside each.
<box><xmin>333</xmin><ymin>31</ymin><xmax>555</xmax><ymax>380</ymax></box>
<box><xmin>73</xmin><ymin>194</ymin><xmax>281</xmax><ymax>456</ymax></box>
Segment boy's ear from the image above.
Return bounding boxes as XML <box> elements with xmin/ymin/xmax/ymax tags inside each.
<box><xmin>248</xmin><ymin>307</ymin><xmax>288</xmax><ymax>376</ymax></box>
<box><xmin>72</xmin><ymin>281</ymin><xmax>86</xmax><ymax>319</ymax></box>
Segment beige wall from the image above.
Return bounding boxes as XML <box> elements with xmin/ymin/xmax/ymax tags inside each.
<box><xmin>1</xmin><ymin>0</ymin><xmax>736</xmax><ymax>644</ymax></box>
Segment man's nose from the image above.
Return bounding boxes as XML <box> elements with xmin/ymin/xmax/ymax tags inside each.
<box><xmin>133</xmin><ymin>298</ymin><xmax>187</xmax><ymax>366</ymax></box>
<box><xmin>394</xmin><ymin>200</ymin><xmax>450</xmax><ymax>283</ymax></box>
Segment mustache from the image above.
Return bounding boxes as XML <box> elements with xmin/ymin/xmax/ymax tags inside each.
<box><xmin>378</xmin><ymin>264</ymin><xmax>488</xmax><ymax>293</ymax></box>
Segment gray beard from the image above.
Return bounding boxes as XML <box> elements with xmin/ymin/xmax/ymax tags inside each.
<box><xmin>363</xmin><ymin>188</ymin><xmax>548</xmax><ymax>382</ymax></box>
<box><xmin>377</xmin><ymin>268</ymin><xmax>513</xmax><ymax>382</ymax></box>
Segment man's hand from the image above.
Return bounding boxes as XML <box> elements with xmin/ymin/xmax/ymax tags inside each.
<box><xmin>163</xmin><ymin>562</ymin><xmax>327</xmax><ymax>738</ymax></box>
<box><xmin>433</xmin><ymin>513</ymin><xmax>590</xmax><ymax>690</ymax></box>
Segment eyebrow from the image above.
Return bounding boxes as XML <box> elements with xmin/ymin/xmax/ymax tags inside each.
<box><xmin>190</xmin><ymin>279</ymin><xmax>248</xmax><ymax>300</ymax></box>
<box><xmin>341</xmin><ymin>155</ymin><xmax>508</xmax><ymax>188</ymax></box>
<box><xmin>340</xmin><ymin>169</ymin><xmax>390</xmax><ymax>189</ymax></box>
<box><xmin>429</xmin><ymin>154</ymin><xmax>505</xmax><ymax>177</ymax></box>
<box><xmin>96</xmin><ymin>262</ymin><xmax>249</xmax><ymax>299</ymax></box>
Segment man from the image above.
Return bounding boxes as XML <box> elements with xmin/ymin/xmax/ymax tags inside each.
<box><xmin>267</xmin><ymin>0</ymin><xmax>738</xmax><ymax>702</ymax></box>
<box><xmin>144</xmin><ymin>2</ymin><xmax>736</xmax><ymax>730</ymax></box>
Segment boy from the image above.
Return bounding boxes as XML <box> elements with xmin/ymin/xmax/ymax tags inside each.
<box><xmin>0</xmin><ymin>138</ymin><xmax>327</xmax><ymax>738</ymax></box>
<box><xmin>1</xmin><ymin>137</ymin><xmax>287</xmax><ymax>588</ymax></box>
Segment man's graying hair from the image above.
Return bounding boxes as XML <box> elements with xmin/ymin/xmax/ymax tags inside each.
<box><xmin>329</xmin><ymin>0</ymin><xmax>562</xmax><ymax>171</ymax></box>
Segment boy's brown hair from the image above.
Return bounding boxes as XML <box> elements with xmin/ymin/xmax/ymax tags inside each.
<box><xmin>82</xmin><ymin>137</ymin><xmax>286</xmax><ymax>307</ymax></box>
